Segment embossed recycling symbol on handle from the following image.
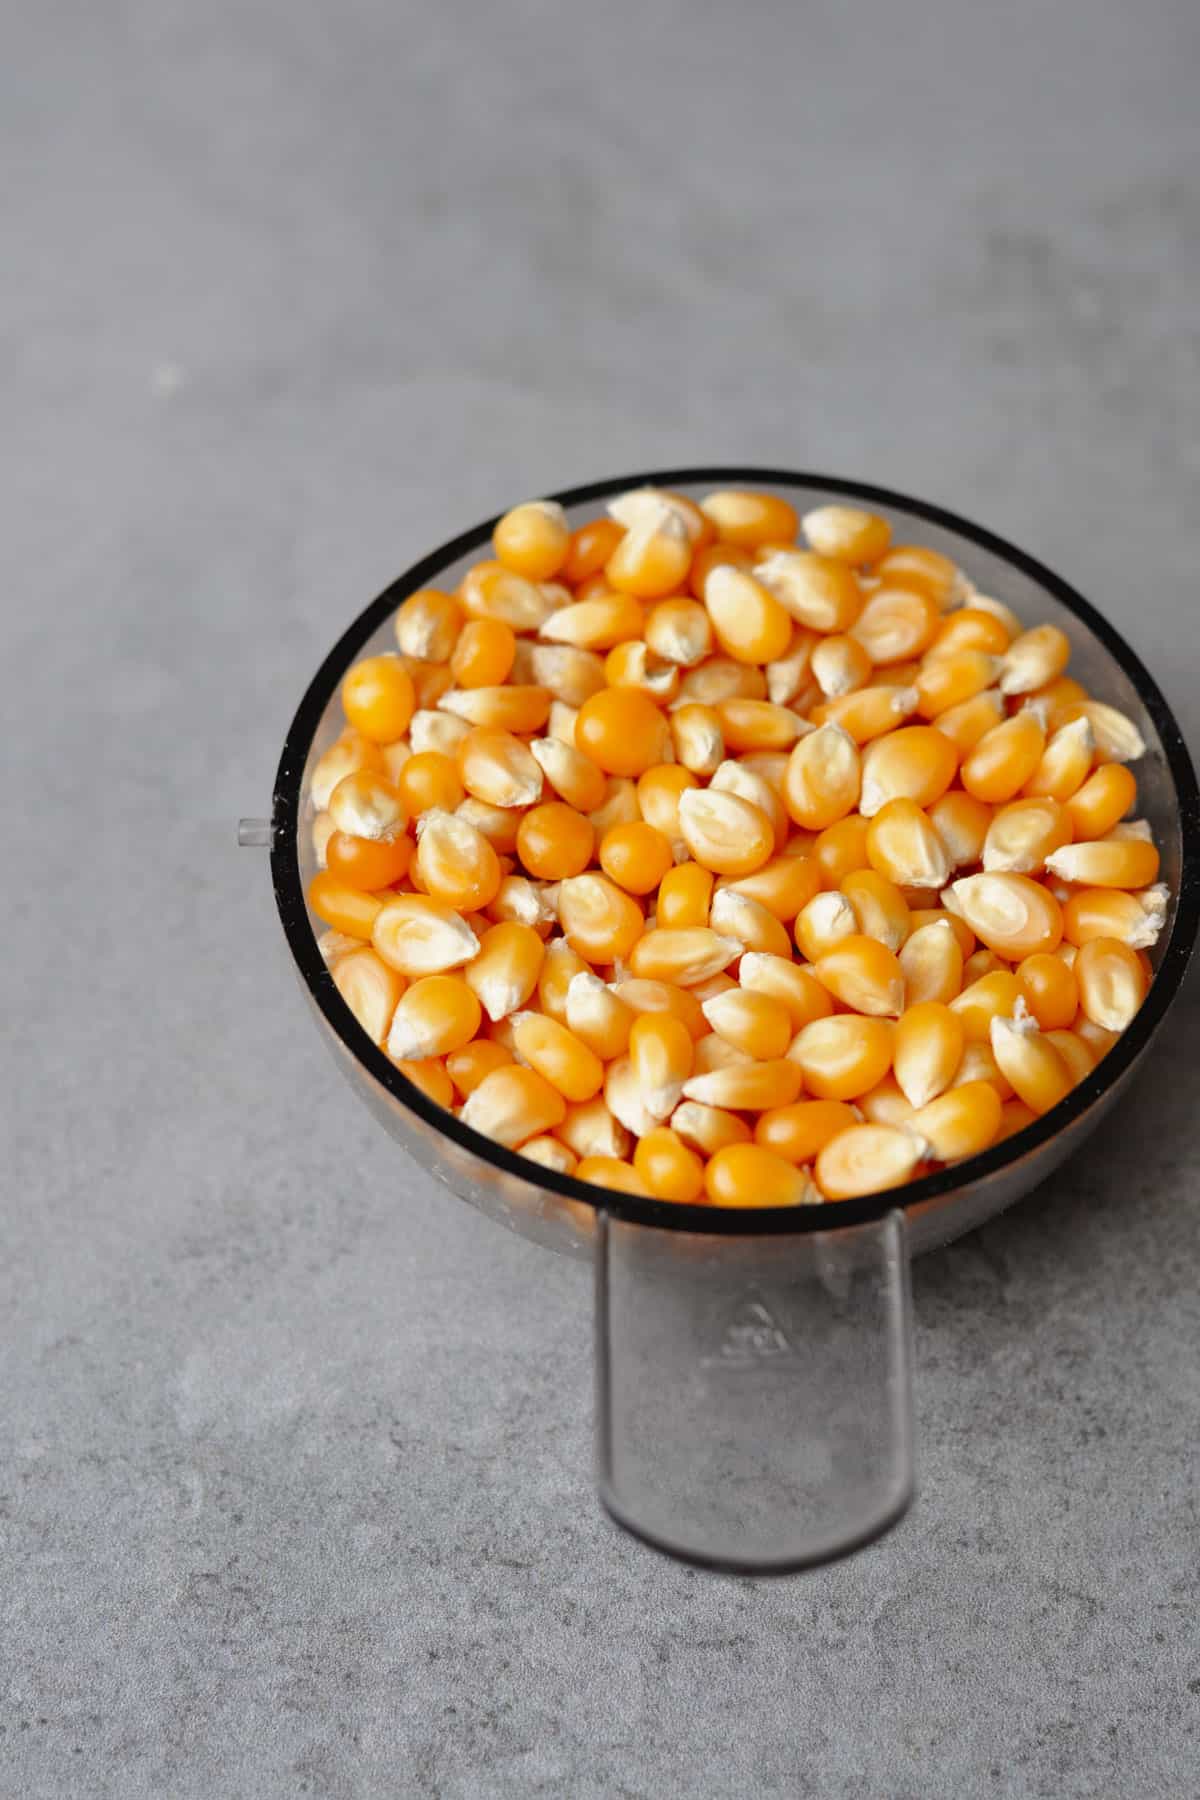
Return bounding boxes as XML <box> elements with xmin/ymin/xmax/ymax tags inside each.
<box><xmin>705</xmin><ymin>1295</ymin><xmax>798</xmax><ymax>1369</ymax></box>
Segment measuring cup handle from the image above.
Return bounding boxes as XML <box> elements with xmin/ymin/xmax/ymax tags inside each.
<box><xmin>593</xmin><ymin>1207</ymin><xmax>916</xmax><ymax>1572</ymax></box>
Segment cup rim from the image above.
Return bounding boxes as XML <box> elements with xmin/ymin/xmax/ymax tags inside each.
<box><xmin>270</xmin><ymin>466</ymin><xmax>1200</xmax><ymax>1235</ymax></box>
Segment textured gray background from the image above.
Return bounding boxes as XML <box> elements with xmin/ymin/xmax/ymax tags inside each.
<box><xmin>4</xmin><ymin>0</ymin><xmax>1200</xmax><ymax>1794</ymax></box>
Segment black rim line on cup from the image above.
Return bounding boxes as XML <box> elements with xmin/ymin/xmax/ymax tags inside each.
<box><xmin>270</xmin><ymin>467</ymin><xmax>1200</xmax><ymax>1237</ymax></box>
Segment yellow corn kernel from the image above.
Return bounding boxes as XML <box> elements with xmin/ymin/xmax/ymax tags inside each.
<box><xmin>596</xmin><ymin>821</ymin><xmax>672</xmax><ymax>896</ymax></box>
<box><xmin>527</xmin><ymin>738</ymin><xmax>608</xmax><ymax>814</ymax></box>
<box><xmin>866</xmin><ymin>799</ymin><xmax>952</xmax><ymax>890</ymax></box>
<box><xmin>719</xmin><ymin>854</ymin><xmax>821</xmax><ymax>924</ymax></box>
<box><xmin>394</xmin><ymin>587</ymin><xmax>463</xmax><ymax>663</ymax></box>
<box><xmin>603</xmin><ymin>640</ymin><xmax>679</xmax><ymax>704</ymax></box>
<box><xmin>386</xmin><ymin>974</ymin><xmax>482</xmax><ymax>1062</ymax></box>
<box><xmin>537</xmin><ymin>591</ymin><xmax>644</xmax><ymax>652</ymax></box>
<box><xmin>700</xmin><ymin>565</ymin><xmax>793</xmax><ymax>665</ymax></box>
<box><xmin>459</xmin><ymin>1063</ymin><xmax>567</xmax><ymax>1146</ymax></box>
<box><xmin>754</xmin><ymin>1099</ymin><xmax>859</xmax><ymax>1164</ymax></box>
<box><xmin>445</xmin><ymin>1037</ymin><xmax>513</xmax><ymax>1099</ymax></box>
<box><xmin>1045</xmin><ymin>837</ymin><xmax>1159</xmax><ymax>890</ymax></box>
<box><xmin>1022</xmin><ymin>716</ymin><xmax>1094</xmax><ymax>804</ymax></box>
<box><xmin>527</xmin><ymin>644</ymin><xmax>607</xmax><ymax>707</ymax></box>
<box><xmin>1056</xmin><ymin>699</ymin><xmax>1145</xmax><ymax>764</ymax></box>
<box><xmin>556</xmin><ymin>873</ymin><xmax>645</xmax><ymax>964</ymax></box>
<box><xmin>959</xmin><ymin>946</ymin><xmax>1003</xmax><ymax>983</ymax></box>
<box><xmin>893</xmin><ymin>1001</ymin><xmax>965</xmax><ymax>1108</ymax></box>
<box><xmin>814</xmin><ymin>683</ymin><xmax>921</xmax><ymax>745</ymax></box>
<box><xmin>782</xmin><ymin>724</ymin><xmax>861</xmax><ymax>831</ymax></box>
<box><xmin>859</xmin><ymin>725</ymin><xmax>959</xmax><ymax>817</ymax></box>
<box><xmin>511</xmin><ymin>1011</ymin><xmax>605</xmax><ymax>1104</ymax></box>
<box><xmin>872</xmin><ymin>543</ymin><xmax>963</xmax><ymax>606</ymax></box>
<box><xmin>709</xmin><ymin>757</ymin><xmax>788</xmax><ymax>850</ymax></box>
<box><xmin>752</xmin><ymin>549</ymin><xmax>862</xmax><ymax>634</ymax></box>
<box><xmin>306</xmin><ymin>872</ymin><xmax>385</xmax><ymax>942</ymax></box>
<box><xmin>519</xmin><ymin>1134</ymin><xmax>578</xmax><ymax>1176</ymax></box>
<box><xmin>331</xmin><ymin>948</ymin><xmax>405</xmax><ymax>1047</ymax></box>
<box><xmin>626</xmin><ymin>1011</ymin><xmax>695</xmax><ymax>1121</ymax></box>
<box><xmin>674</xmin><ymin>787</ymin><xmax>774</xmax><ymax>877</ymax></box>
<box><xmin>1043</xmin><ymin>1029</ymin><xmax>1099</xmax><ymax>1085</ymax></box>
<box><xmin>394</xmin><ymin>751</ymin><xmax>466</xmax><ymax>821</ymax></box>
<box><xmin>564</xmin><ymin>517</ymin><xmax>625</xmax><ymax>585</ymax></box>
<box><xmin>460</xmin><ymin>559</ymin><xmax>557</xmax><ymax>630</ymax></box>
<box><xmin>600</xmin><ymin>1054</ymin><xmax>659</xmax><ymax>1138</ymax></box>
<box><xmin>634</xmin><ymin>764</ymin><xmax>695</xmax><ymax>844</ymax></box>
<box><xmin>403</xmin><ymin>658</ymin><xmax>455</xmax><ymax>710</ymax></box>
<box><xmin>681</xmin><ymin>1059</ymin><xmax>805</xmax><ymax>1111</ymax></box>
<box><xmin>456</xmin><ymin>728</ymin><xmax>543</xmax><ymax>810</ymax></box>
<box><xmin>533</xmin><ymin>940</ymin><xmax>588</xmax><ymax>1025</ymax></box>
<box><xmin>438</xmin><ymin>686</ymin><xmax>552</xmax><ymax>735</ymax></box>
<box><xmin>1063</xmin><ymin>885</ymin><xmax>1167</xmax><ymax>950</ymax></box>
<box><xmin>996</xmin><ymin>1097</ymin><xmax>1038</xmax><ymax>1141</ymax></box>
<box><xmin>646</xmin><ymin>860</ymin><xmax>706</xmax><ymax>930</ymax></box>
<box><xmin>1074</xmin><ymin>1013</ymin><xmax>1120</xmax><ymax>1058</ymax></box>
<box><xmin>414</xmin><ymin>809</ymin><xmax>502</xmax><ymax>911</ymax></box>
<box><xmin>317</xmin><ymin>927</ymin><xmax>367</xmax><ymax>967</ymax></box>
<box><xmin>628</xmin><ymin>927</ymin><xmax>741</xmax><ymax>987</ymax></box>
<box><xmin>486</xmin><ymin>876</ymin><xmax>555</xmax><ymax>934</ymax></box>
<box><xmin>981</xmin><ymin>797</ymin><xmax>1073</xmax><ymax>874</ymax></box>
<box><xmin>949</xmin><ymin>970</ymin><xmax>1024</xmax><ymax>1042</ymax></box>
<box><xmin>764</xmin><ymin>627</ymin><xmax>818</xmax><ymax>705</ymax></box>
<box><xmin>668</xmin><ymin>703</ymin><xmax>724</xmax><ymax>777</ymax></box>
<box><xmin>813</xmin><ymin>935</ymin><xmax>906</xmax><ymax>1017</ymax></box>
<box><xmin>492</xmin><ymin>498</ymin><xmax>570</xmax><ymax>581</ymax></box>
<box><xmin>998</xmin><ymin>623</ymin><xmax>1071</xmax><ymax>696</ymax></box>
<box><xmin>788</xmin><ymin>1015</ymin><xmax>894</xmax><ymax>1101</ymax></box>
<box><xmin>794</xmin><ymin>890</ymin><xmax>858</xmax><ymax>962</ymax></box>
<box><xmin>669</xmin><ymin>1100</ymin><xmax>751</xmax><ymax>1156</ymax></box>
<box><xmin>815</xmin><ymin>1123</ymin><xmax>926</xmax><ymax>1199</ymax></box>
<box><xmin>1065</xmin><ymin>762</ymin><xmax>1137</xmax><ymax>838</ymax></box>
<box><xmin>801</xmin><ymin>504</ymin><xmax>890</xmax><ymax>565</ymax></box>
<box><xmin>810</xmin><ymin>815</ymin><xmax>872</xmax><ymax>888</ymax></box>
<box><xmin>701</xmin><ymin>989</ymin><xmax>793</xmax><ymax>1061</ymax></box>
<box><xmin>556</xmin><ymin>1095</ymin><xmax>631</xmax><ymax>1163</ymax></box>
<box><xmin>915</xmin><ymin>650</ymin><xmax>1001</xmax><ymax>719</ymax></box>
<box><xmin>310</xmin><ymin>730</ymin><xmax>386</xmax><ymax>812</ymax></box>
<box><xmin>589</xmin><ymin>777</ymin><xmax>642</xmax><ymax>835</ymax></box>
<box><xmin>928</xmin><ymin>609</ymin><xmax>1012</xmax><ymax>657</ymax></box>
<box><xmin>410</xmin><ymin>709</ymin><xmax>473</xmax><ymax>758</ymax></box>
<box><xmin>708</xmin><ymin>888</ymin><xmax>791</xmax><ymax>959</ymax></box>
<box><xmin>393</xmin><ymin>1058</ymin><xmax>455</xmax><ymax>1107</ymax></box>
<box><xmin>644</xmin><ymin>597</ymin><xmax>713</xmax><ymax>668</ymax></box>
<box><xmin>563</xmin><ymin>970</ymin><xmax>634</xmax><ymax>1061</ymax></box>
<box><xmin>856</xmin><ymin>1074</ymin><xmax>915</xmax><ymax>1127</ymax></box>
<box><xmin>609</xmin><ymin>976</ymin><xmax>707</xmax><ymax>1041</ymax></box>
<box><xmin>700</xmin><ymin>489</ymin><xmax>799</xmax><ymax>547</ymax></box>
<box><xmin>1015</xmin><ymin>951</ymin><xmax>1078</xmax><ymax>1031</ymax></box>
<box><xmin>342</xmin><ymin>656</ymin><xmax>417</xmax><ymax>744</ymax></box>
<box><xmin>898</xmin><ymin>918</ymin><xmax>964</xmax><ymax>1007</ymax></box>
<box><xmin>607</xmin><ymin>486</ymin><xmax>711</xmax><ymax>545</ymax></box>
<box><xmin>728</xmin><ymin>962</ymin><xmax>824</xmax><ymax>1040</ymax></box>
<box><xmin>951</xmin><ymin>1039</ymin><xmax>1013</xmax><ymax>1100</ymax></box>
<box><xmin>989</xmin><ymin>1012</ymin><xmax>1073</xmax><ymax>1115</ymax></box>
<box><xmin>676</xmin><ymin>656</ymin><xmax>767</xmax><ymax>705</ymax></box>
<box><xmin>448</xmin><ymin>617</ymin><xmax>517</xmax><ymax>692</ymax></box>
<box><xmin>371</xmin><ymin>892</ymin><xmax>479</xmax><ymax>975</ymax></box>
<box><xmin>310</xmin><ymin>812</ymin><xmax>336</xmax><ymax>870</ymax></box>
<box><xmin>927</xmin><ymin>790</ymin><xmax>992</xmax><ymax>870</ymax></box>
<box><xmin>961</xmin><ymin>710</ymin><xmax>1047</xmax><ymax>804</ymax></box>
<box><xmin>949</xmin><ymin>873</ymin><xmax>1063</xmax><ymax>958</ymax></box>
<box><xmin>705</xmin><ymin>1143</ymin><xmax>819</xmax><ymax>1208</ymax></box>
<box><xmin>605</xmin><ymin>509</ymin><xmax>693</xmax><ymax>599</ymax></box>
<box><xmin>911</xmin><ymin>1081</ymin><xmax>1002</xmax><ymax>1163</ymax></box>
<box><xmin>932</xmin><ymin>688</ymin><xmax>1007</xmax><ymax>755</ymax></box>
<box><xmin>326</xmin><ymin>770</ymin><xmax>408</xmax><ymax>845</ymax></box>
<box><xmin>851</xmin><ymin>585</ymin><xmax>940</xmax><ymax>666</ymax></box>
<box><xmin>574</xmin><ymin>1156</ymin><xmax>651</xmax><ymax>1195</ymax></box>
<box><xmin>575</xmin><ymin>686</ymin><xmax>671</xmax><ymax>778</ymax></box>
<box><xmin>1073</xmin><ymin>936</ymin><xmax>1148</xmax><ymax>1032</ymax></box>
<box><xmin>910</xmin><ymin>907</ymin><xmax>975</xmax><ymax>956</ymax></box>
<box><xmin>460</xmin><ymin>920</ymin><xmax>542</xmax><ymax>1023</ymax></box>
<box><xmin>710</xmin><ymin>698</ymin><xmax>802</xmax><ymax>754</ymax></box>
<box><xmin>632</xmin><ymin>1127</ymin><xmax>706</xmax><ymax>1202</ymax></box>
<box><xmin>811</xmin><ymin>634</ymin><xmax>873</xmax><ymax>699</ymax></box>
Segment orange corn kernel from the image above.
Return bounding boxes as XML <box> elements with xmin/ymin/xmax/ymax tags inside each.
<box><xmin>688</xmin><ymin>541</ymin><xmax>755</xmax><ymax>601</ymax></box>
<box><xmin>564</xmin><ymin>970</ymin><xmax>634</xmax><ymax>1061</ymax></box>
<box><xmin>788</xmin><ymin>1014</ymin><xmax>894</xmax><ymax>1101</ymax></box>
<box><xmin>414</xmin><ymin>809</ymin><xmax>502</xmax><ymax>910</ymax></box>
<box><xmin>701</xmin><ymin>989</ymin><xmax>794</xmax><ymax>1061</ymax></box>
<box><xmin>899</xmin><ymin>919</ymin><xmax>965</xmax><ymax>1006</ymax></box>
<box><xmin>815</xmin><ymin>1123</ymin><xmax>925</xmax><ymax>1198</ymax></box>
<box><xmin>632</xmin><ymin>1127</ymin><xmax>706</xmax><ymax>1202</ymax></box>
<box><xmin>1057</xmin><ymin>700</ymin><xmax>1146</xmax><ymax>766</ymax></box>
<box><xmin>514</xmin><ymin>802</ymin><xmax>595</xmax><ymax>881</ymax></box>
<box><xmin>856</xmin><ymin>1073</ymin><xmax>916</xmax><ymax>1128</ymax></box>
<box><xmin>999</xmin><ymin>623</ymin><xmax>1072</xmax><ymax>696</ymax></box>
<box><xmin>633</xmin><ymin>764</ymin><xmax>693</xmax><ymax>842</ymax></box>
<box><xmin>628</xmin><ymin>927</ymin><xmax>740</xmax><ymax>988</ymax></box>
<box><xmin>459</xmin><ymin>1064</ymin><xmax>567</xmax><ymax>1147</ymax></box>
<box><xmin>981</xmin><ymin>797</ymin><xmax>1073</xmax><ymax>875</ymax></box>
<box><xmin>529</xmin><ymin>646</ymin><xmax>615</xmax><ymax>709</ymax></box>
<box><xmin>997</xmin><ymin>1097</ymin><xmax>1038</xmax><ymax>1141</ymax></box>
<box><xmin>811</xmin><ymin>634</ymin><xmax>873</xmax><ymax>699</ymax></box>
<box><xmin>1022</xmin><ymin>716</ymin><xmax>1094</xmax><ymax>803</ymax></box>
<box><xmin>754</xmin><ymin>1099</ymin><xmax>859</xmax><ymax>1164</ymax></box>
<box><xmin>909</xmin><ymin>908</ymin><xmax>975</xmax><ymax>958</ymax></box>
<box><xmin>1065</xmin><ymin>762</ymin><xmax>1137</xmax><ymax>838</ymax></box>
<box><xmin>736</xmin><ymin>953</ymin><xmax>833</xmax><ymax>1032</ymax></box>
<box><xmin>912</xmin><ymin>1081</ymin><xmax>1003</xmax><ymax>1163</ymax></box>
<box><xmin>372</xmin><ymin>893</ymin><xmax>480</xmax><ymax>975</ymax></box>
<box><xmin>949</xmin><ymin>970</ymin><xmax>1024</xmax><ymax>1043</ymax></box>
<box><xmin>656</xmin><ymin>861</ymin><xmax>714</xmax><ymax>930</ymax></box>
<box><xmin>456</xmin><ymin>797</ymin><xmax>522</xmax><ymax>855</ymax></box>
<box><xmin>1063</xmin><ymin>885</ymin><xmax>1167</xmax><ymax>950</ymax></box>
<box><xmin>394</xmin><ymin>1058</ymin><xmax>455</xmax><ymax>1108</ymax></box>
<box><xmin>574</xmin><ymin>687</ymin><xmax>670</xmax><ymax>777</ymax></box>
<box><xmin>604</xmin><ymin>510</ymin><xmax>693</xmax><ymax>599</ymax></box>
<box><xmin>342</xmin><ymin>656</ymin><xmax>417</xmax><ymax>743</ymax></box>
<box><xmin>460</xmin><ymin>559</ymin><xmax>557</xmax><ymax>630</ymax></box>
<box><xmin>783</xmin><ymin>724</ymin><xmax>861</xmax><ymax>830</ymax></box>
<box><xmin>703</xmin><ymin>1141</ymin><xmax>817</xmax><ymax>1207</ymax></box>
<box><xmin>1073</xmin><ymin>936</ymin><xmax>1148</xmax><ymax>1032</ymax></box>
<box><xmin>511</xmin><ymin>1011</ymin><xmax>605</xmax><ymax>1103</ymax></box>
<box><xmin>700</xmin><ymin>489</ymin><xmax>799</xmax><ymax>547</ymax></box>
<box><xmin>394</xmin><ymin>588</ymin><xmax>463</xmax><ymax>663</ymax></box>
<box><xmin>717</xmin><ymin>854</ymin><xmax>820</xmax><ymax>925</ymax></box>
<box><xmin>927</xmin><ymin>790</ymin><xmax>992</xmax><ymax>871</ymax></box>
<box><xmin>871</xmin><ymin>543</ymin><xmax>962</xmax><ymax>605</ymax></box>
<box><xmin>866</xmin><ymin>799</ymin><xmax>952</xmax><ymax>891</ymax></box>
<box><xmin>859</xmin><ymin>725</ymin><xmax>959</xmax><ymax>817</ymax></box>
<box><xmin>753</xmin><ymin>549</ymin><xmax>863</xmax><ymax>634</ymax></box>
<box><xmin>456</xmin><ymin>728</ymin><xmax>543</xmax><ymax>809</ymax></box>
<box><xmin>528</xmin><ymin>737</ymin><xmax>608</xmax><ymax>814</ymax></box>
<box><xmin>445</xmin><ymin>1037</ymin><xmax>513</xmax><ymax>1098</ymax></box>
<box><xmin>929</xmin><ymin>610</ymin><xmax>1012</xmax><ymax>657</ymax></box>
<box><xmin>644</xmin><ymin>597</ymin><xmax>713</xmax><ymax>668</ymax></box>
<box><xmin>439</xmin><ymin>685</ymin><xmax>552</xmax><ymax>734</ymax></box>
<box><xmin>410</xmin><ymin>709</ymin><xmax>472</xmax><ymax>758</ymax></box>
<box><xmin>802</xmin><ymin>504</ymin><xmax>890</xmax><ymax>565</ymax></box>
<box><xmin>563</xmin><ymin>516</ymin><xmax>624</xmax><ymax>585</ymax></box>
<box><xmin>961</xmin><ymin>711</ymin><xmax>1047</xmax><ymax>803</ymax></box>
<box><xmin>557</xmin><ymin>873</ymin><xmax>645</xmax><ymax>964</ymax></box>
<box><xmin>324</xmin><ymin>829</ymin><xmax>413</xmax><ymax>891</ymax></box>
<box><xmin>815</xmin><ymin>683</ymin><xmax>921</xmax><ymax>745</ymax></box>
<box><xmin>586</xmin><ymin>777</ymin><xmax>640</xmax><ymax>836</ymax></box>
<box><xmin>932</xmin><ymin>688</ymin><xmax>1007</xmax><ymax>755</ymax></box>
<box><xmin>395</xmin><ymin>750</ymin><xmax>466</xmax><ymax>819</ymax></box>
<box><xmin>463</xmin><ymin>920</ymin><xmax>544</xmax><ymax>1022</ymax></box>
<box><xmin>450</xmin><ymin>617</ymin><xmax>517</xmax><ymax>691</ymax></box>
<box><xmin>538</xmin><ymin>591</ymin><xmax>646</xmax><ymax>651</ymax></box>
<box><xmin>603</xmin><ymin>639</ymin><xmax>679</xmax><ymax>703</ymax></box>
<box><xmin>713</xmin><ymin>698</ymin><xmax>804</xmax><ymax>753</ymax></box>
<box><xmin>811</xmin><ymin>814</ymin><xmax>873</xmax><ymax>888</ymax></box>
<box><xmin>667</xmin><ymin>1101</ymin><xmax>749</xmax><ymax>1157</ymax></box>
<box><xmin>671</xmin><ymin>787</ymin><xmax>772</xmax><ymax>877</ymax></box>
<box><xmin>309</xmin><ymin>730</ymin><xmax>386</xmax><ymax>811</ymax></box>
<box><xmin>893</xmin><ymin>1001</ymin><xmax>965</xmax><ymax>1108</ymax></box>
<box><xmin>1016</xmin><ymin>952</ymin><xmax>1079</xmax><ymax>1031</ymax></box>
<box><xmin>597</xmin><ymin>820</ymin><xmax>672</xmax><ymax>895</ymax></box>
<box><xmin>536</xmin><ymin>939</ymin><xmax>589</xmax><ymax>1022</ymax></box>
<box><xmin>1045</xmin><ymin>838</ymin><xmax>1159</xmax><ymax>890</ymax></box>
<box><xmin>915</xmin><ymin>650</ymin><xmax>1001</xmax><ymax>718</ymax></box>
<box><xmin>961</xmin><ymin>947</ymin><xmax>1003</xmax><ymax>984</ymax></box>
<box><xmin>989</xmin><ymin>1013</ymin><xmax>1073</xmax><ymax>1115</ymax></box>
<box><xmin>1074</xmin><ymin>1013</ymin><xmax>1120</xmax><ymax>1058</ymax></box>
<box><xmin>702</xmin><ymin>565</ymin><xmax>794</xmax><ymax>665</ymax></box>
<box><xmin>1043</xmin><ymin>1030</ymin><xmax>1099</xmax><ymax>1086</ymax></box>
<box><xmin>307</xmin><ymin>871</ymin><xmax>385</xmax><ymax>940</ymax></box>
<box><xmin>851</xmin><ymin>586</ymin><xmax>940</xmax><ymax>665</ymax></box>
<box><xmin>706</xmin><ymin>888</ymin><xmax>791</xmax><ymax>963</ymax></box>
<box><xmin>331</xmin><ymin>948</ymin><xmax>405</xmax><ymax>1047</ymax></box>
<box><xmin>574</xmin><ymin>1156</ymin><xmax>651</xmax><ymax>1196</ymax></box>
<box><xmin>610</xmin><ymin>977</ymin><xmax>707</xmax><ymax>1042</ymax></box>
<box><xmin>386</xmin><ymin>974</ymin><xmax>482</xmax><ymax>1062</ymax></box>
<box><xmin>493</xmin><ymin>499</ymin><xmax>570</xmax><ymax>581</ymax></box>
<box><xmin>952</xmin><ymin>1039</ymin><xmax>1014</xmax><ymax>1100</ymax></box>
<box><xmin>1027</xmin><ymin>674</ymin><xmax>1088</xmax><ymax>729</ymax></box>
<box><xmin>627</xmin><ymin>1011</ymin><xmax>695</xmax><ymax>1121</ymax></box>
<box><xmin>682</xmin><ymin>1058</ymin><xmax>806</xmax><ymax>1114</ymax></box>
<box><xmin>794</xmin><ymin>889</ymin><xmax>858</xmax><ymax>962</ymax></box>
<box><xmin>813</xmin><ymin>935</ymin><xmax>907</xmax><ymax>1017</ymax></box>
<box><xmin>948</xmin><ymin>873</ymin><xmax>1063</xmax><ymax>958</ymax></box>
<box><xmin>519</xmin><ymin>1135</ymin><xmax>578</xmax><ymax>1176</ymax></box>
<box><xmin>669</xmin><ymin>702</ymin><xmax>725</xmax><ymax>777</ymax></box>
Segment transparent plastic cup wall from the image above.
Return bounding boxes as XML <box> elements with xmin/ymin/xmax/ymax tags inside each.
<box><xmin>247</xmin><ymin>470</ymin><xmax>1199</xmax><ymax>1573</ymax></box>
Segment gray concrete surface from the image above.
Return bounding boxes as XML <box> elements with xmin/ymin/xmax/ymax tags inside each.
<box><xmin>5</xmin><ymin>0</ymin><xmax>1200</xmax><ymax>1793</ymax></box>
